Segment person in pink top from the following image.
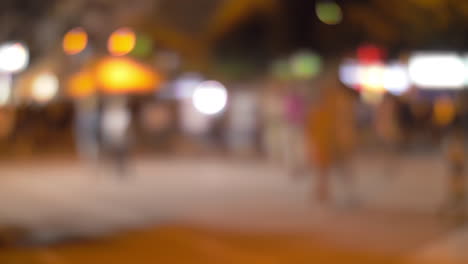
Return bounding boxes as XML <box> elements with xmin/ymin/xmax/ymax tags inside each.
<box><xmin>283</xmin><ymin>86</ymin><xmax>308</xmax><ymax>177</ymax></box>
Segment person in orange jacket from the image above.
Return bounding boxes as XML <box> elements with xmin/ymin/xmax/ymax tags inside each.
<box><xmin>306</xmin><ymin>70</ymin><xmax>357</xmax><ymax>204</ymax></box>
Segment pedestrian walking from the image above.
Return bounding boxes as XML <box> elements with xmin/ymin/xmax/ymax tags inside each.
<box><xmin>306</xmin><ymin>70</ymin><xmax>357</xmax><ymax>205</ymax></box>
<box><xmin>101</xmin><ymin>97</ymin><xmax>131</xmax><ymax>178</ymax></box>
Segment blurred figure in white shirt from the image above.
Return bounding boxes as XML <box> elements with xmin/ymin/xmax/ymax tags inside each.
<box><xmin>101</xmin><ymin>97</ymin><xmax>131</xmax><ymax>178</ymax></box>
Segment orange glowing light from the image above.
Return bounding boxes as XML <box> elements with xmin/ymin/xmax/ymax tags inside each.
<box><xmin>63</xmin><ymin>27</ymin><xmax>88</xmax><ymax>55</ymax></box>
<box><xmin>68</xmin><ymin>70</ymin><xmax>95</xmax><ymax>98</ymax></box>
<box><xmin>95</xmin><ymin>57</ymin><xmax>160</xmax><ymax>94</ymax></box>
<box><xmin>107</xmin><ymin>27</ymin><xmax>136</xmax><ymax>56</ymax></box>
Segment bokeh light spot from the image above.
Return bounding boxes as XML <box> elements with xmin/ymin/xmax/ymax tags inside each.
<box><xmin>108</xmin><ymin>27</ymin><xmax>136</xmax><ymax>56</ymax></box>
<box><xmin>357</xmin><ymin>44</ymin><xmax>385</xmax><ymax>64</ymax></box>
<box><xmin>63</xmin><ymin>27</ymin><xmax>88</xmax><ymax>55</ymax></box>
<box><xmin>32</xmin><ymin>73</ymin><xmax>59</xmax><ymax>103</ymax></box>
<box><xmin>96</xmin><ymin>57</ymin><xmax>160</xmax><ymax>94</ymax></box>
<box><xmin>359</xmin><ymin>64</ymin><xmax>386</xmax><ymax>93</ymax></box>
<box><xmin>409</xmin><ymin>53</ymin><xmax>465</xmax><ymax>89</ymax></box>
<box><xmin>192</xmin><ymin>81</ymin><xmax>228</xmax><ymax>115</ymax></box>
<box><xmin>290</xmin><ymin>51</ymin><xmax>322</xmax><ymax>79</ymax></box>
<box><xmin>0</xmin><ymin>42</ymin><xmax>29</xmax><ymax>73</ymax></box>
<box><xmin>316</xmin><ymin>2</ymin><xmax>343</xmax><ymax>25</ymax></box>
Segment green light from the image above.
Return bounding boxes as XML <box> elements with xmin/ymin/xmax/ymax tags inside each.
<box><xmin>290</xmin><ymin>51</ymin><xmax>322</xmax><ymax>79</ymax></box>
<box><xmin>316</xmin><ymin>2</ymin><xmax>343</xmax><ymax>25</ymax></box>
<box><xmin>130</xmin><ymin>34</ymin><xmax>153</xmax><ymax>58</ymax></box>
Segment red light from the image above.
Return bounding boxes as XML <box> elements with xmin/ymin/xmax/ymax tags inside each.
<box><xmin>357</xmin><ymin>44</ymin><xmax>385</xmax><ymax>64</ymax></box>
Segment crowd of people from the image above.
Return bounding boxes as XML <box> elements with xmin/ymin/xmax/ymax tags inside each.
<box><xmin>261</xmin><ymin>65</ymin><xmax>468</xmax><ymax>219</ymax></box>
<box><xmin>0</xmin><ymin>65</ymin><xmax>466</xmax><ymax>219</ymax></box>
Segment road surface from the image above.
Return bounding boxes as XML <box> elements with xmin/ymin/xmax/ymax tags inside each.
<box><xmin>0</xmin><ymin>154</ymin><xmax>465</xmax><ymax>263</ymax></box>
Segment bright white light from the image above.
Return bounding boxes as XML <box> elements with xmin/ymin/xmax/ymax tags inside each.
<box><xmin>32</xmin><ymin>73</ymin><xmax>59</xmax><ymax>103</ymax></box>
<box><xmin>409</xmin><ymin>53</ymin><xmax>465</xmax><ymax>89</ymax></box>
<box><xmin>0</xmin><ymin>75</ymin><xmax>11</xmax><ymax>105</ymax></box>
<box><xmin>192</xmin><ymin>81</ymin><xmax>228</xmax><ymax>115</ymax></box>
<box><xmin>0</xmin><ymin>42</ymin><xmax>29</xmax><ymax>73</ymax></box>
<box><xmin>359</xmin><ymin>64</ymin><xmax>385</xmax><ymax>92</ymax></box>
<box><xmin>383</xmin><ymin>63</ymin><xmax>410</xmax><ymax>95</ymax></box>
<box><xmin>463</xmin><ymin>55</ymin><xmax>468</xmax><ymax>85</ymax></box>
<box><xmin>339</xmin><ymin>59</ymin><xmax>360</xmax><ymax>87</ymax></box>
<box><xmin>340</xmin><ymin>60</ymin><xmax>411</xmax><ymax>95</ymax></box>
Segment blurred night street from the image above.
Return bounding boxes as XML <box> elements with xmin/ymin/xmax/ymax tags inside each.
<box><xmin>3</xmin><ymin>0</ymin><xmax>468</xmax><ymax>263</ymax></box>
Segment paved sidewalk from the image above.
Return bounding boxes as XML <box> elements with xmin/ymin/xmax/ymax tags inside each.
<box><xmin>406</xmin><ymin>225</ymin><xmax>468</xmax><ymax>264</ymax></box>
<box><xmin>0</xmin><ymin>155</ymin><xmax>461</xmax><ymax>263</ymax></box>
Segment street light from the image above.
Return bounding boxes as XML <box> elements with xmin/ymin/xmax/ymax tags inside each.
<box><xmin>95</xmin><ymin>57</ymin><xmax>160</xmax><ymax>94</ymax></box>
<box><xmin>409</xmin><ymin>53</ymin><xmax>465</xmax><ymax>89</ymax></box>
<box><xmin>0</xmin><ymin>42</ymin><xmax>29</xmax><ymax>105</ymax></box>
<box><xmin>63</xmin><ymin>27</ymin><xmax>88</xmax><ymax>55</ymax></box>
<box><xmin>192</xmin><ymin>81</ymin><xmax>228</xmax><ymax>115</ymax></box>
<box><xmin>31</xmin><ymin>72</ymin><xmax>59</xmax><ymax>104</ymax></box>
<box><xmin>108</xmin><ymin>27</ymin><xmax>136</xmax><ymax>56</ymax></box>
<box><xmin>0</xmin><ymin>42</ymin><xmax>29</xmax><ymax>73</ymax></box>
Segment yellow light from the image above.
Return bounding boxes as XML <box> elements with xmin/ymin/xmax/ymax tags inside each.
<box><xmin>108</xmin><ymin>27</ymin><xmax>136</xmax><ymax>56</ymax></box>
<box><xmin>32</xmin><ymin>72</ymin><xmax>59</xmax><ymax>103</ymax></box>
<box><xmin>63</xmin><ymin>27</ymin><xmax>88</xmax><ymax>55</ymax></box>
<box><xmin>95</xmin><ymin>57</ymin><xmax>160</xmax><ymax>94</ymax></box>
<box><xmin>68</xmin><ymin>70</ymin><xmax>95</xmax><ymax>98</ymax></box>
<box><xmin>360</xmin><ymin>64</ymin><xmax>386</xmax><ymax>93</ymax></box>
